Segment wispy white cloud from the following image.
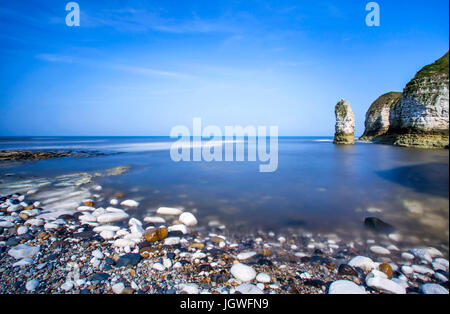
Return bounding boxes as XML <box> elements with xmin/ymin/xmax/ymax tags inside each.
<box><xmin>278</xmin><ymin>61</ymin><xmax>312</xmax><ymax>67</ymax></box>
<box><xmin>113</xmin><ymin>64</ymin><xmax>195</xmax><ymax>79</ymax></box>
<box><xmin>82</xmin><ymin>7</ymin><xmax>240</xmax><ymax>34</ymax></box>
<box><xmin>322</xmin><ymin>2</ymin><xmax>346</xmax><ymax>19</ymax></box>
<box><xmin>34</xmin><ymin>53</ymin><xmax>195</xmax><ymax>80</ymax></box>
<box><xmin>221</xmin><ymin>35</ymin><xmax>244</xmax><ymax>47</ymax></box>
<box><xmin>35</xmin><ymin>53</ymin><xmax>74</xmax><ymax>63</ymax></box>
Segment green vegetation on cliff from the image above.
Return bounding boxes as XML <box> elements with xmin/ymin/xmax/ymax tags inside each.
<box><xmin>405</xmin><ymin>52</ymin><xmax>449</xmax><ymax>95</ymax></box>
<box><xmin>367</xmin><ymin>92</ymin><xmax>402</xmax><ymax>113</ymax></box>
<box><xmin>414</xmin><ymin>52</ymin><xmax>449</xmax><ymax>80</ymax></box>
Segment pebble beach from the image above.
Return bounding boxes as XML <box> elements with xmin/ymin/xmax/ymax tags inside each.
<box><xmin>0</xmin><ymin>166</ymin><xmax>448</xmax><ymax>295</ymax></box>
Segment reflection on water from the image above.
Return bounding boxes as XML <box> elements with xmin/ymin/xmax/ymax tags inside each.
<box><xmin>0</xmin><ymin>137</ymin><xmax>448</xmax><ymax>253</ymax></box>
<box><xmin>377</xmin><ymin>163</ymin><xmax>449</xmax><ymax>198</ymax></box>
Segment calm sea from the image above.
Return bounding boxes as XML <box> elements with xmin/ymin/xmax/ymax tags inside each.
<box><xmin>0</xmin><ymin>136</ymin><xmax>448</xmax><ymax>252</ymax></box>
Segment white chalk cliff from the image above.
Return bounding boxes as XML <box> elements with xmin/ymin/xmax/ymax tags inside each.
<box><xmin>362</xmin><ymin>52</ymin><xmax>449</xmax><ymax>148</ymax></box>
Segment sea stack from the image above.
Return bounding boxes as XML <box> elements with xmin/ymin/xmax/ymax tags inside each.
<box><xmin>362</xmin><ymin>52</ymin><xmax>449</xmax><ymax>148</ymax></box>
<box><xmin>334</xmin><ymin>99</ymin><xmax>355</xmax><ymax>145</ymax></box>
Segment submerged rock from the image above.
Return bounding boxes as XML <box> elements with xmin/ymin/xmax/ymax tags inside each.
<box><xmin>364</xmin><ymin>217</ymin><xmax>395</xmax><ymax>234</ymax></box>
<box><xmin>333</xmin><ymin>99</ymin><xmax>355</xmax><ymax>145</ymax></box>
<box><xmin>115</xmin><ymin>253</ymin><xmax>141</xmax><ymax>268</ymax></box>
<box><xmin>0</xmin><ymin>150</ymin><xmax>99</xmax><ymax>161</ymax></box>
<box><xmin>338</xmin><ymin>264</ymin><xmax>358</xmax><ymax>277</ymax></box>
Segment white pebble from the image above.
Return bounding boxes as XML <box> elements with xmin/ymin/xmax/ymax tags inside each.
<box><xmin>77</xmin><ymin>206</ymin><xmax>95</xmax><ymax>212</ymax></box>
<box><xmin>401</xmin><ymin>252</ymin><xmax>415</xmax><ymax>261</ymax></box>
<box><xmin>100</xmin><ymin>230</ymin><xmax>116</xmax><ymax>240</ymax></box>
<box><xmin>179</xmin><ymin>212</ymin><xmax>198</xmax><ymax>227</ymax></box>
<box><xmin>25</xmin><ymin>279</ymin><xmax>39</xmax><ymax>292</ymax></box>
<box><xmin>112</xmin><ymin>283</ymin><xmax>125</xmax><ymax>294</ymax></box>
<box><xmin>366</xmin><ymin>277</ymin><xmax>406</xmax><ymax>294</ymax></box>
<box><xmin>163</xmin><ymin>258</ymin><xmax>172</xmax><ymax>269</ymax></box>
<box><xmin>164</xmin><ymin>237</ymin><xmax>180</xmax><ymax>246</ymax></box>
<box><xmin>237</xmin><ymin>251</ymin><xmax>257</xmax><ymax>260</ymax></box>
<box><xmin>426</xmin><ymin>247</ymin><xmax>443</xmax><ymax>258</ymax></box>
<box><xmin>401</xmin><ymin>265</ymin><xmax>414</xmax><ymax>276</ymax></box>
<box><xmin>256</xmin><ymin>273</ymin><xmax>271</xmax><ymax>283</ymax></box>
<box><xmin>168</xmin><ymin>224</ymin><xmax>189</xmax><ymax>235</ymax></box>
<box><xmin>120</xmin><ymin>200</ymin><xmax>139</xmax><ymax>207</ymax></box>
<box><xmin>179</xmin><ymin>283</ymin><xmax>199</xmax><ymax>294</ymax></box>
<box><xmin>8</xmin><ymin>244</ymin><xmax>40</xmax><ymax>260</ymax></box>
<box><xmin>328</xmin><ymin>280</ymin><xmax>366</xmax><ymax>294</ymax></box>
<box><xmin>412</xmin><ymin>265</ymin><xmax>434</xmax><ymax>276</ymax></box>
<box><xmin>92</xmin><ymin>249</ymin><xmax>104</xmax><ymax>259</ymax></box>
<box><xmin>411</xmin><ymin>248</ymin><xmax>432</xmax><ymax>263</ymax></box>
<box><xmin>156</xmin><ymin>207</ymin><xmax>183</xmax><ymax>215</ymax></box>
<box><xmin>144</xmin><ymin>216</ymin><xmax>166</xmax><ymax>224</ymax></box>
<box><xmin>61</xmin><ymin>281</ymin><xmax>74</xmax><ymax>292</ymax></box>
<box><xmin>370</xmin><ymin>246</ymin><xmax>391</xmax><ymax>255</ymax></box>
<box><xmin>420</xmin><ymin>283</ymin><xmax>449</xmax><ymax>295</ymax></box>
<box><xmin>230</xmin><ymin>263</ymin><xmax>256</xmax><ymax>282</ymax></box>
<box><xmin>97</xmin><ymin>212</ymin><xmax>129</xmax><ymax>224</ymax></box>
<box><xmin>434</xmin><ymin>258</ymin><xmax>449</xmax><ymax>271</ymax></box>
<box><xmin>235</xmin><ymin>283</ymin><xmax>264</xmax><ymax>294</ymax></box>
<box><xmin>17</xmin><ymin>226</ymin><xmax>29</xmax><ymax>235</ymax></box>
<box><xmin>348</xmin><ymin>256</ymin><xmax>376</xmax><ymax>271</ymax></box>
<box><xmin>152</xmin><ymin>263</ymin><xmax>165</xmax><ymax>271</ymax></box>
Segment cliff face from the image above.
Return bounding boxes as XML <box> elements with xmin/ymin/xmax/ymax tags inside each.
<box><xmin>363</xmin><ymin>52</ymin><xmax>449</xmax><ymax>148</ymax></box>
<box><xmin>360</xmin><ymin>92</ymin><xmax>402</xmax><ymax>141</ymax></box>
<box><xmin>334</xmin><ymin>99</ymin><xmax>355</xmax><ymax>145</ymax></box>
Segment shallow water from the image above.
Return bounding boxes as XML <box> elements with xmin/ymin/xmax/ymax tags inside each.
<box><xmin>0</xmin><ymin>136</ymin><xmax>448</xmax><ymax>253</ymax></box>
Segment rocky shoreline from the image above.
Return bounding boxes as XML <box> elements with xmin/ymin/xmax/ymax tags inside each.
<box><xmin>0</xmin><ymin>181</ymin><xmax>448</xmax><ymax>294</ymax></box>
<box><xmin>0</xmin><ymin>150</ymin><xmax>106</xmax><ymax>161</ymax></box>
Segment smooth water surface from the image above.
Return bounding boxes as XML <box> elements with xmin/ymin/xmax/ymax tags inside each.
<box><xmin>1</xmin><ymin>137</ymin><xmax>448</xmax><ymax>252</ymax></box>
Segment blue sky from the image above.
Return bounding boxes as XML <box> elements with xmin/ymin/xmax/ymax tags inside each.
<box><xmin>0</xmin><ymin>0</ymin><xmax>448</xmax><ymax>136</ymax></box>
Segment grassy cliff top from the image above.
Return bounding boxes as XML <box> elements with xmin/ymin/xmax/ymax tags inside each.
<box><xmin>367</xmin><ymin>92</ymin><xmax>402</xmax><ymax>113</ymax></box>
<box><xmin>411</xmin><ymin>52</ymin><xmax>449</xmax><ymax>81</ymax></box>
